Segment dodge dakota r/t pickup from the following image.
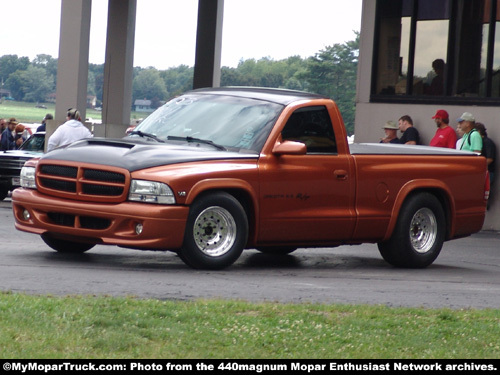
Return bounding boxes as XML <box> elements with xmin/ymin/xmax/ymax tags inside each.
<box><xmin>12</xmin><ymin>88</ymin><xmax>489</xmax><ymax>269</ymax></box>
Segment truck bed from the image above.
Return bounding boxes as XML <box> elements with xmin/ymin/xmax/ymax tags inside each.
<box><xmin>349</xmin><ymin>143</ymin><xmax>477</xmax><ymax>156</ymax></box>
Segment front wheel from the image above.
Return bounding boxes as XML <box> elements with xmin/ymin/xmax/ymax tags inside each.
<box><xmin>378</xmin><ymin>193</ymin><xmax>445</xmax><ymax>268</ymax></box>
<box><xmin>41</xmin><ymin>234</ymin><xmax>95</xmax><ymax>253</ymax></box>
<box><xmin>179</xmin><ymin>192</ymin><xmax>248</xmax><ymax>269</ymax></box>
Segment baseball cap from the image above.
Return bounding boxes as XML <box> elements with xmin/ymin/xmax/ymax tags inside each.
<box><xmin>457</xmin><ymin>112</ymin><xmax>475</xmax><ymax>122</ymax></box>
<box><xmin>15</xmin><ymin>124</ymin><xmax>25</xmax><ymax>134</ymax></box>
<box><xmin>432</xmin><ymin>109</ymin><xmax>449</xmax><ymax>120</ymax></box>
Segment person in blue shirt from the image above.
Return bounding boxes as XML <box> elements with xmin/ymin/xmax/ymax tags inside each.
<box><xmin>36</xmin><ymin>113</ymin><xmax>53</xmax><ymax>132</ymax></box>
<box><xmin>0</xmin><ymin>118</ymin><xmax>24</xmax><ymax>150</ymax></box>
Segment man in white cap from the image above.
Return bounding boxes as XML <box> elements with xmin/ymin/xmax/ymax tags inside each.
<box><xmin>380</xmin><ymin>121</ymin><xmax>400</xmax><ymax>144</ymax></box>
<box><xmin>457</xmin><ymin>112</ymin><xmax>482</xmax><ymax>153</ymax></box>
<box><xmin>47</xmin><ymin>108</ymin><xmax>92</xmax><ymax>152</ymax></box>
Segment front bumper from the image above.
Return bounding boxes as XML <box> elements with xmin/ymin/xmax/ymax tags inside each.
<box><xmin>12</xmin><ymin>188</ymin><xmax>189</xmax><ymax>250</ymax></box>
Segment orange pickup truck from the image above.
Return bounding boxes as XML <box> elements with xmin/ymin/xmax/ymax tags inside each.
<box><xmin>12</xmin><ymin>88</ymin><xmax>489</xmax><ymax>269</ymax></box>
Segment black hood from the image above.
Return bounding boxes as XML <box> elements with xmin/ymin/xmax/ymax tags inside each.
<box><xmin>41</xmin><ymin>138</ymin><xmax>258</xmax><ymax>172</ymax></box>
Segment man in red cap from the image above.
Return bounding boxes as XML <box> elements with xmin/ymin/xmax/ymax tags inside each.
<box><xmin>429</xmin><ymin>109</ymin><xmax>456</xmax><ymax>149</ymax></box>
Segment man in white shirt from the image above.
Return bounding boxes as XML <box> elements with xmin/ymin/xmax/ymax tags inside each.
<box><xmin>47</xmin><ymin>108</ymin><xmax>93</xmax><ymax>152</ymax></box>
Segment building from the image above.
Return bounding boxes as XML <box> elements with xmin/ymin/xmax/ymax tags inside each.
<box><xmin>356</xmin><ymin>0</ymin><xmax>499</xmax><ymax>230</ymax></box>
<box><xmin>134</xmin><ymin>99</ymin><xmax>154</xmax><ymax>113</ymax></box>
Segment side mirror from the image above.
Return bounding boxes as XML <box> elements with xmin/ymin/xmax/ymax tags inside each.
<box><xmin>272</xmin><ymin>140</ymin><xmax>307</xmax><ymax>155</ymax></box>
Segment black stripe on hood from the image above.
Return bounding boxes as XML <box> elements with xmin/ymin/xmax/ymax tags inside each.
<box><xmin>41</xmin><ymin>138</ymin><xmax>258</xmax><ymax>172</ymax></box>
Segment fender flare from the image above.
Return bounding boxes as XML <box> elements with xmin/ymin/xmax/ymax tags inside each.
<box><xmin>184</xmin><ymin>178</ymin><xmax>260</xmax><ymax>242</ymax></box>
<box><xmin>382</xmin><ymin>179</ymin><xmax>456</xmax><ymax>241</ymax></box>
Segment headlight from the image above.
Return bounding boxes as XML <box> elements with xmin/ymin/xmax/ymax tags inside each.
<box><xmin>128</xmin><ymin>179</ymin><xmax>176</xmax><ymax>204</ymax></box>
<box><xmin>20</xmin><ymin>166</ymin><xmax>37</xmax><ymax>189</ymax></box>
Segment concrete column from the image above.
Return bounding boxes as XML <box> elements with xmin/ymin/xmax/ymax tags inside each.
<box><xmin>193</xmin><ymin>0</ymin><xmax>224</xmax><ymax>89</ymax></box>
<box><xmin>101</xmin><ymin>0</ymin><xmax>137</xmax><ymax>138</ymax></box>
<box><xmin>53</xmin><ymin>0</ymin><xmax>92</xmax><ymax>130</ymax></box>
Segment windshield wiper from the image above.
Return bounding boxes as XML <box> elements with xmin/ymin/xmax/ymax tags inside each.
<box><xmin>129</xmin><ymin>130</ymin><xmax>165</xmax><ymax>143</ymax></box>
<box><xmin>167</xmin><ymin>136</ymin><xmax>227</xmax><ymax>151</ymax></box>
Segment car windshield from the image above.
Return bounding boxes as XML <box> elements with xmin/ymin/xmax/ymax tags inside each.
<box><xmin>20</xmin><ymin>133</ymin><xmax>45</xmax><ymax>152</ymax></box>
<box><xmin>130</xmin><ymin>94</ymin><xmax>284</xmax><ymax>152</ymax></box>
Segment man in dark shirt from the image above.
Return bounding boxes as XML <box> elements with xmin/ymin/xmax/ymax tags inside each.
<box><xmin>398</xmin><ymin>115</ymin><xmax>420</xmax><ymax>145</ymax></box>
<box><xmin>475</xmin><ymin>122</ymin><xmax>496</xmax><ymax>189</ymax></box>
<box><xmin>37</xmin><ymin>113</ymin><xmax>53</xmax><ymax>132</ymax></box>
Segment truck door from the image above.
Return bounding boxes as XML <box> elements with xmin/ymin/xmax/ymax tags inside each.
<box><xmin>258</xmin><ymin>105</ymin><xmax>356</xmax><ymax>244</ymax></box>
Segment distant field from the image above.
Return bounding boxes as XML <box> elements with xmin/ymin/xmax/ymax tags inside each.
<box><xmin>0</xmin><ymin>100</ymin><xmax>146</xmax><ymax>124</ymax></box>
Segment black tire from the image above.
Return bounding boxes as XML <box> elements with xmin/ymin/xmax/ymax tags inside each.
<box><xmin>0</xmin><ymin>185</ymin><xmax>8</xmax><ymax>201</ymax></box>
<box><xmin>256</xmin><ymin>246</ymin><xmax>297</xmax><ymax>255</ymax></box>
<box><xmin>41</xmin><ymin>234</ymin><xmax>95</xmax><ymax>253</ymax></box>
<box><xmin>179</xmin><ymin>192</ymin><xmax>248</xmax><ymax>269</ymax></box>
<box><xmin>378</xmin><ymin>193</ymin><xmax>445</xmax><ymax>268</ymax></box>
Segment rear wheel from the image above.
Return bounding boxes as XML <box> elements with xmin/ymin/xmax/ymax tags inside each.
<box><xmin>41</xmin><ymin>234</ymin><xmax>95</xmax><ymax>253</ymax></box>
<box><xmin>179</xmin><ymin>192</ymin><xmax>248</xmax><ymax>269</ymax></box>
<box><xmin>378</xmin><ymin>193</ymin><xmax>445</xmax><ymax>268</ymax></box>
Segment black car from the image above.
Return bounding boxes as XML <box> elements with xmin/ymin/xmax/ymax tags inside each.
<box><xmin>0</xmin><ymin>132</ymin><xmax>45</xmax><ymax>201</ymax></box>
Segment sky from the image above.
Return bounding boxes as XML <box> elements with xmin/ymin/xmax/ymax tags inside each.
<box><xmin>0</xmin><ymin>0</ymin><xmax>362</xmax><ymax>70</ymax></box>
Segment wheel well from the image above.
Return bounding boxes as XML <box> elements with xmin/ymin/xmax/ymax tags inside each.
<box><xmin>402</xmin><ymin>189</ymin><xmax>452</xmax><ymax>240</ymax></box>
<box><xmin>192</xmin><ymin>188</ymin><xmax>257</xmax><ymax>246</ymax></box>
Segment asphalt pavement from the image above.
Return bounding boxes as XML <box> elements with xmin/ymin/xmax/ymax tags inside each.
<box><xmin>1</xmin><ymin>197</ymin><xmax>500</xmax><ymax>309</ymax></box>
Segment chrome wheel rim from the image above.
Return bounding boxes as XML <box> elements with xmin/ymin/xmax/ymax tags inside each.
<box><xmin>410</xmin><ymin>208</ymin><xmax>437</xmax><ymax>254</ymax></box>
<box><xmin>193</xmin><ymin>206</ymin><xmax>237</xmax><ymax>257</ymax></box>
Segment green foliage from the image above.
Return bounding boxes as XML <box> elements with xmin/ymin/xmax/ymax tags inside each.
<box><xmin>0</xmin><ymin>55</ymin><xmax>30</xmax><ymax>83</ymax></box>
<box><xmin>0</xmin><ymin>293</ymin><xmax>499</xmax><ymax>359</ymax></box>
<box><xmin>20</xmin><ymin>66</ymin><xmax>54</xmax><ymax>103</ymax></box>
<box><xmin>300</xmin><ymin>33</ymin><xmax>359</xmax><ymax>134</ymax></box>
<box><xmin>132</xmin><ymin>68</ymin><xmax>168</xmax><ymax>107</ymax></box>
<box><xmin>160</xmin><ymin>65</ymin><xmax>194</xmax><ymax>98</ymax></box>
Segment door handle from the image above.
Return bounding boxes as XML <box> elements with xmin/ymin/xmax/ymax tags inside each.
<box><xmin>334</xmin><ymin>169</ymin><xmax>348</xmax><ymax>180</ymax></box>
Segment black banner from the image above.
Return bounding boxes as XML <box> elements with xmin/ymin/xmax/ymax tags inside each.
<box><xmin>1</xmin><ymin>360</ymin><xmax>498</xmax><ymax>374</ymax></box>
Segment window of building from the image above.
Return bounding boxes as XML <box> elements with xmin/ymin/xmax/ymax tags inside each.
<box><xmin>372</xmin><ymin>0</ymin><xmax>500</xmax><ymax>103</ymax></box>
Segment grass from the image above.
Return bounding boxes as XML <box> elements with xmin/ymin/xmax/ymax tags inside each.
<box><xmin>0</xmin><ymin>292</ymin><xmax>499</xmax><ymax>359</ymax></box>
<box><xmin>0</xmin><ymin>100</ymin><xmax>145</xmax><ymax>124</ymax></box>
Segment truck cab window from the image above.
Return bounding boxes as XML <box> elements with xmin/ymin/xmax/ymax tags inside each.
<box><xmin>281</xmin><ymin>106</ymin><xmax>337</xmax><ymax>154</ymax></box>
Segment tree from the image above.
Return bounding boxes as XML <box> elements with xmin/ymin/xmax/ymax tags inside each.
<box><xmin>132</xmin><ymin>68</ymin><xmax>168</xmax><ymax>107</ymax></box>
<box><xmin>88</xmin><ymin>63</ymin><xmax>104</xmax><ymax>101</ymax></box>
<box><xmin>299</xmin><ymin>33</ymin><xmax>359</xmax><ymax>134</ymax></box>
<box><xmin>15</xmin><ymin>66</ymin><xmax>54</xmax><ymax>102</ymax></box>
<box><xmin>160</xmin><ymin>65</ymin><xmax>193</xmax><ymax>98</ymax></box>
<box><xmin>32</xmin><ymin>54</ymin><xmax>58</xmax><ymax>78</ymax></box>
<box><xmin>0</xmin><ymin>55</ymin><xmax>29</xmax><ymax>85</ymax></box>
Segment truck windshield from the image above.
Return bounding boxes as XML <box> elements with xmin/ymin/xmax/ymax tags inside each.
<box><xmin>130</xmin><ymin>94</ymin><xmax>283</xmax><ymax>152</ymax></box>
